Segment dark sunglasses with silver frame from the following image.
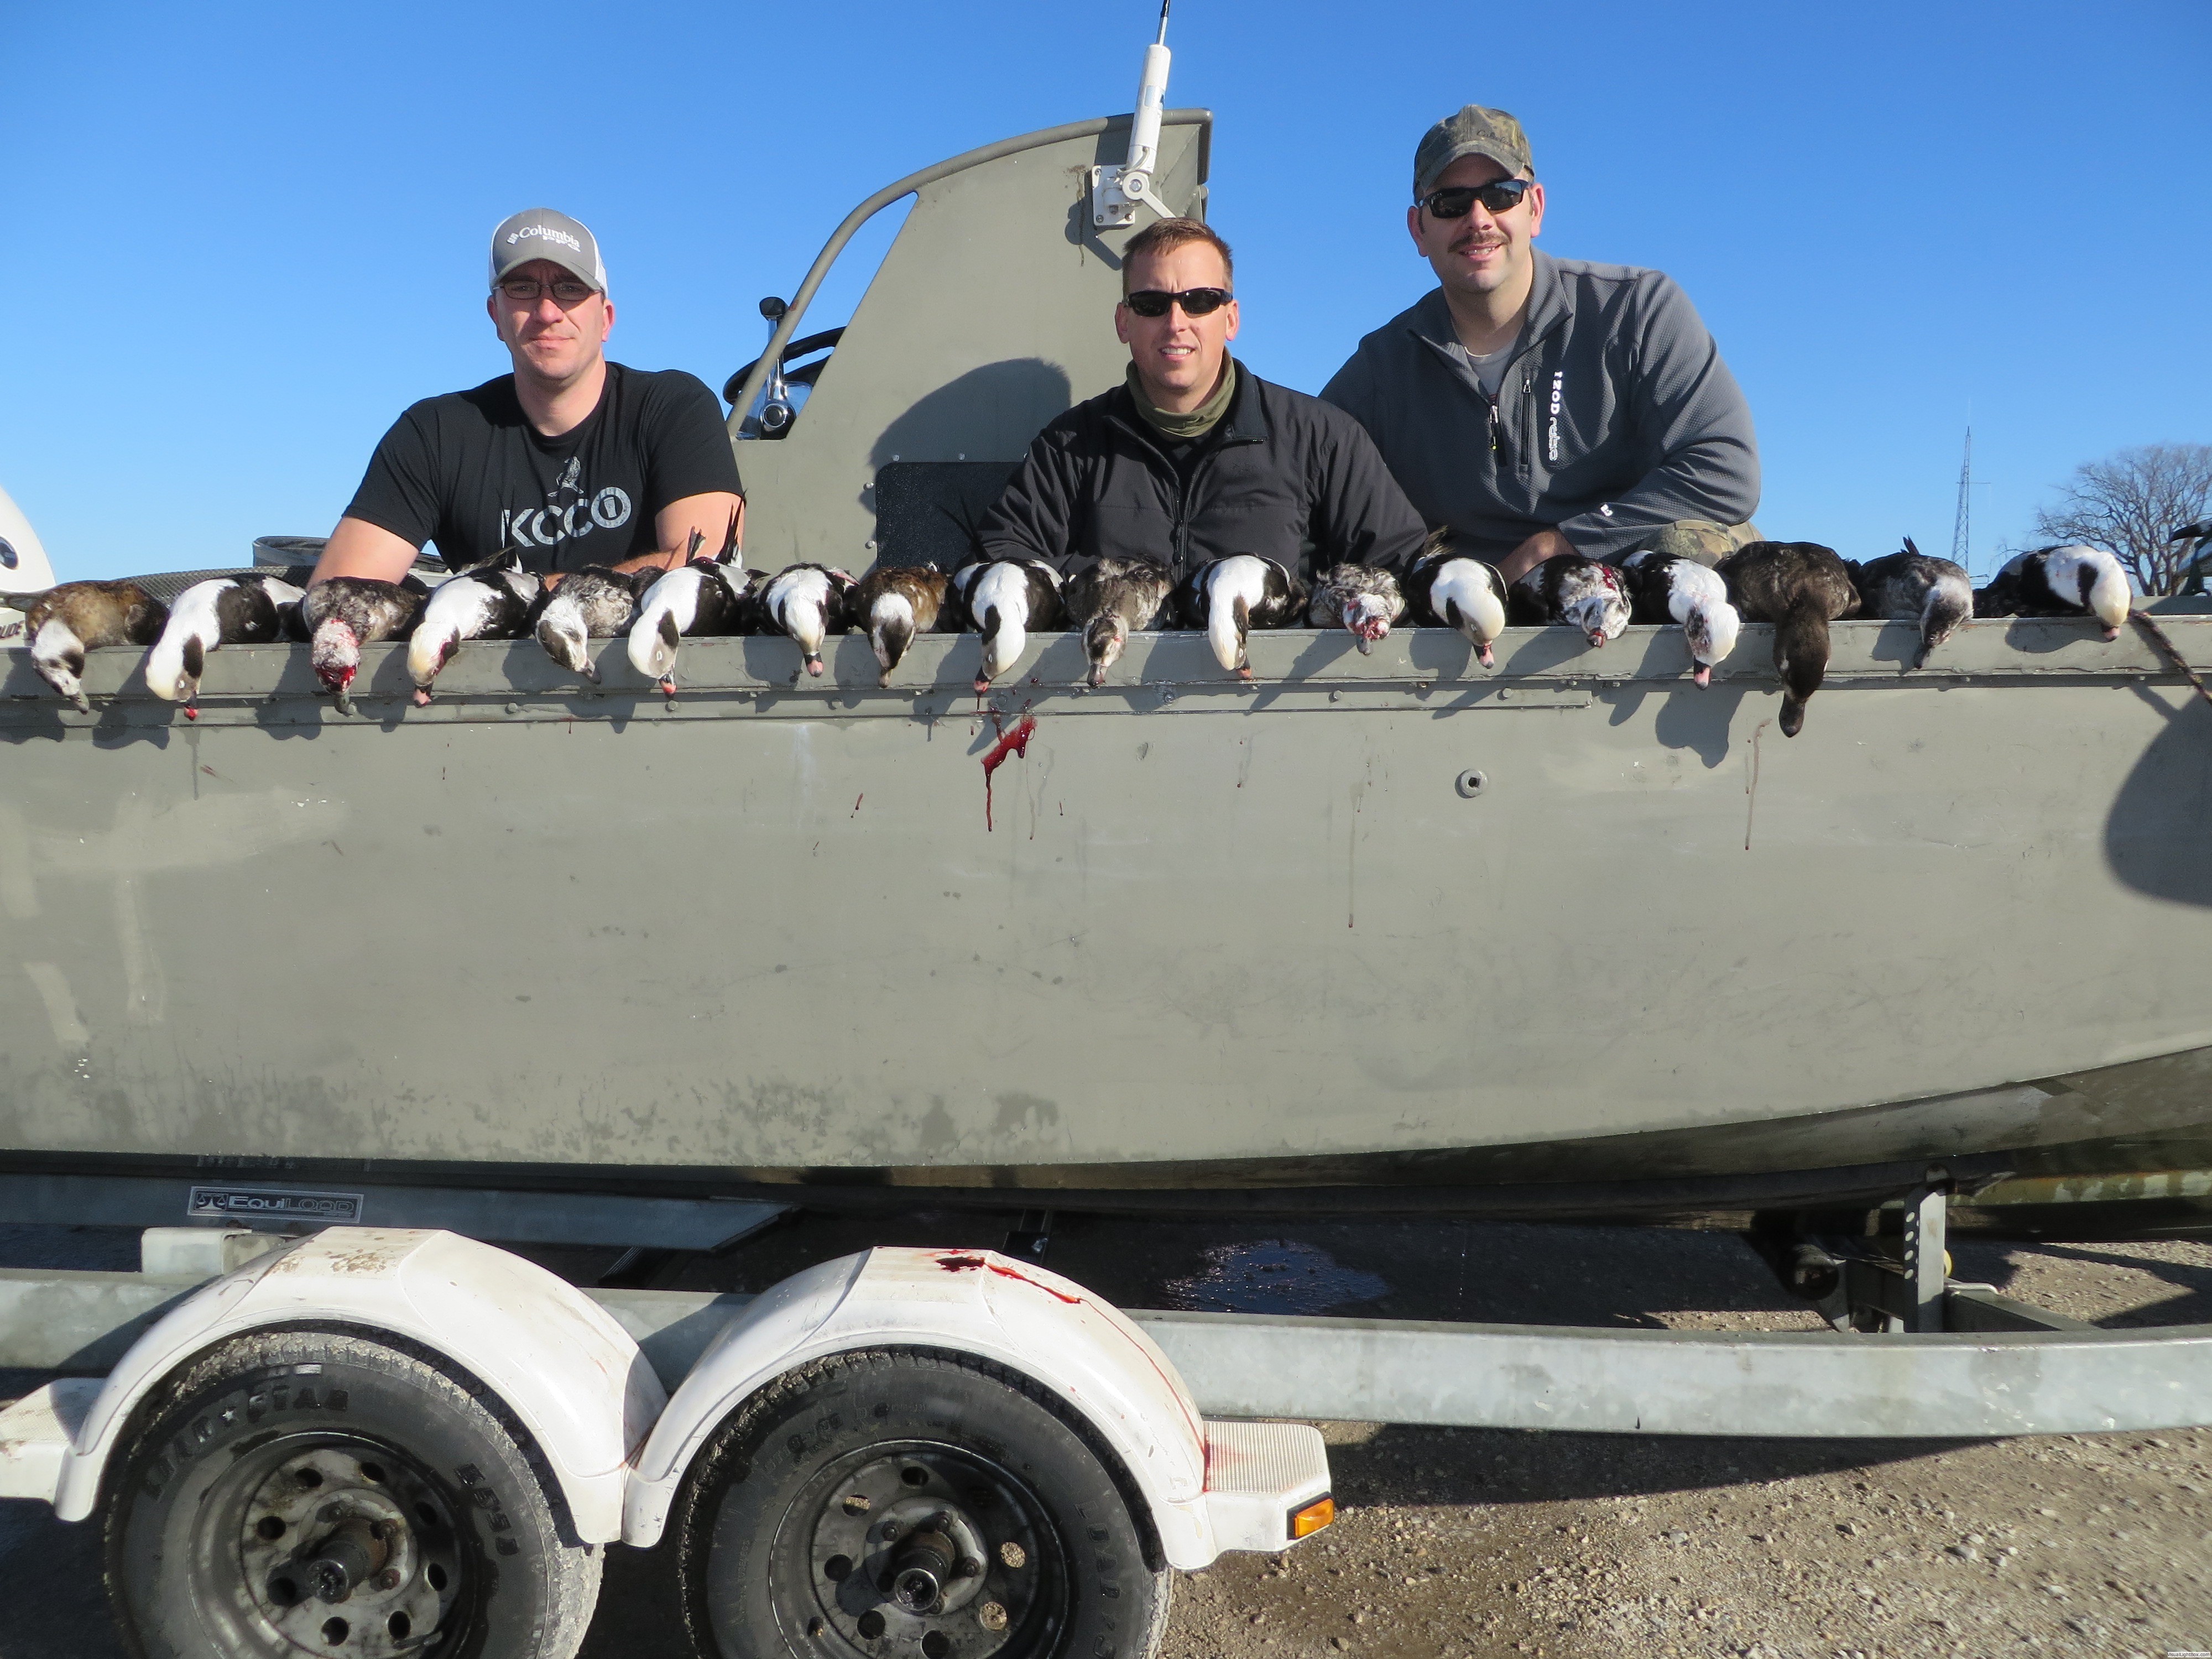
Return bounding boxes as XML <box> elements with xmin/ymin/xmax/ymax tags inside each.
<box><xmin>1418</xmin><ymin>179</ymin><xmax>1533</xmax><ymax>219</ymax></box>
<box><xmin>1123</xmin><ymin>286</ymin><xmax>1234</xmax><ymax>319</ymax></box>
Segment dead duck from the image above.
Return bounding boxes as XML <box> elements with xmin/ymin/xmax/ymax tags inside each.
<box><xmin>147</xmin><ymin>572</ymin><xmax>304</xmax><ymax>712</ymax></box>
<box><xmin>1974</xmin><ymin>545</ymin><xmax>2132</xmax><ymax>639</ymax></box>
<box><xmin>849</xmin><ymin>564</ymin><xmax>951</xmax><ymax>687</ymax></box>
<box><xmin>408</xmin><ymin>552</ymin><xmax>542</xmax><ymax>705</ymax></box>
<box><xmin>1621</xmin><ymin>550</ymin><xmax>1739</xmax><ymax>686</ymax></box>
<box><xmin>1403</xmin><ymin>533</ymin><xmax>1509</xmax><ymax>667</ymax></box>
<box><xmin>1849</xmin><ymin>538</ymin><xmax>1972</xmax><ymax>668</ymax></box>
<box><xmin>951</xmin><ymin>557</ymin><xmax>1062</xmax><ymax>687</ymax></box>
<box><xmin>1509</xmin><ymin>554</ymin><xmax>1630</xmax><ymax>648</ymax></box>
<box><xmin>760</xmin><ymin>563</ymin><xmax>858</xmax><ymax>677</ymax></box>
<box><xmin>301</xmin><ymin>576</ymin><xmax>430</xmax><ymax>716</ymax></box>
<box><xmin>528</xmin><ymin>566</ymin><xmax>654</xmax><ymax>686</ymax></box>
<box><xmin>1064</xmin><ymin>556</ymin><xmax>1173</xmax><ymax>686</ymax></box>
<box><xmin>1308</xmin><ymin>563</ymin><xmax>1405</xmax><ymax>654</ymax></box>
<box><xmin>1715</xmin><ymin>540</ymin><xmax>1861</xmax><ymax>737</ymax></box>
<box><xmin>1175</xmin><ymin>554</ymin><xmax>1306</xmax><ymax>678</ymax></box>
<box><xmin>627</xmin><ymin>531</ymin><xmax>760</xmax><ymax>695</ymax></box>
<box><xmin>5</xmin><ymin>580</ymin><xmax>169</xmax><ymax>712</ymax></box>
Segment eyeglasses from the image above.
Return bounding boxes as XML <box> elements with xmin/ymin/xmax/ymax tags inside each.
<box><xmin>1418</xmin><ymin>179</ymin><xmax>1533</xmax><ymax>219</ymax></box>
<box><xmin>496</xmin><ymin>276</ymin><xmax>599</xmax><ymax>305</ymax></box>
<box><xmin>1123</xmin><ymin>286</ymin><xmax>1234</xmax><ymax>319</ymax></box>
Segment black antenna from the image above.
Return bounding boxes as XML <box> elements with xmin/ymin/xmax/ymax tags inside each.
<box><xmin>1156</xmin><ymin>0</ymin><xmax>1171</xmax><ymax>45</ymax></box>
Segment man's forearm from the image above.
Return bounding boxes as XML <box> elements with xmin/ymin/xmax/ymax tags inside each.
<box><xmin>310</xmin><ymin>517</ymin><xmax>421</xmax><ymax>587</ymax></box>
<box><xmin>1495</xmin><ymin>527</ymin><xmax>1576</xmax><ymax>587</ymax></box>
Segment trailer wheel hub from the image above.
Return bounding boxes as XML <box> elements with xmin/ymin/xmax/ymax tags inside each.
<box><xmin>799</xmin><ymin>1444</ymin><xmax>1054</xmax><ymax>1655</ymax></box>
<box><xmin>234</xmin><ymin>1443</ymin><xmax>461</xmax><ymax>1657</ymax></box>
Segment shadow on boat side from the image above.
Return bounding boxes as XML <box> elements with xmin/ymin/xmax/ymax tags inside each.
<box><xmin>2105</xmin><ymin>688</ymin><xmax>2212</xmax><ymax>907</ymax></box>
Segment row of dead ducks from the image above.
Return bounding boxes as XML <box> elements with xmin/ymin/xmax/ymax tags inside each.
<box><xmin>7</xmin><ymin>534</ymin><xmax>2132</xmax><ymax>734</ymax></box>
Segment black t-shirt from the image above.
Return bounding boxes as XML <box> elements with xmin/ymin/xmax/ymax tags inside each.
<box><xmin>343</xmin><ymin>363</ymin><xmax>743</xmax><ymax>573</ymax></box>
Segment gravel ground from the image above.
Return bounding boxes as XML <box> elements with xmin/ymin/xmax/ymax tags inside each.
<box><xmin>5</xmin><ymin>1217</ymin><xmax>2211</xmax><ymax>1659</ymax></box>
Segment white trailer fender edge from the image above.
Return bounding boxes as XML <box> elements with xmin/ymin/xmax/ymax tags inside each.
<box><xmin>49</xmin><ymin>1228</ymin><xmax>665</xmax><ymax>1542</ymax></box>
<box><xmin>624</xmin><ymin>1246</ymin><xmax>1308</xmax><ymax>1569</ymax></box>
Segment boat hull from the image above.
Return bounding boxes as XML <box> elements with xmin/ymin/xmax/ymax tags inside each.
<box><xmin>5</xmin><ymin>617</ymin><xmax>2211</xmax><ymax>1215</ymax></box>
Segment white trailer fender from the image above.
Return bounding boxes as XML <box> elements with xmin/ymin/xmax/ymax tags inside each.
<box><xmin>623</xmin><ymin>1247</ymin><xmax>1234</xmax><ymax>1568</ymax></box>
<box><xmin>51</xmin><ymin>1228</ymin><xmax>664</xmax><ymax>1542</ymax></box>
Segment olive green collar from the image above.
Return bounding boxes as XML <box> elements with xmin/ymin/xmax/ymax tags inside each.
<box><xmin>1125</xmin><ymin>355</ymin><xmax>1238</xmax><ymax>440</ymax></box>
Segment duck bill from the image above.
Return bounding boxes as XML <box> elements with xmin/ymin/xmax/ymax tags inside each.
<box><xmin>1693</xmin><ymin>663</ymin><xmax>1713</xmax><ymax>688</ymax></box>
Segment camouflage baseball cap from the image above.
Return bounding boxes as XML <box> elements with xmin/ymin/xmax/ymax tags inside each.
<box><xmin>1413</xmin><ymin>105</ymin><xmax>1535</xmax><ymax>199</ymax></box>
<box><xmin>488</xmin><ymin>208</ymin><xmax>608</xmax><ymax>293</ymax></box>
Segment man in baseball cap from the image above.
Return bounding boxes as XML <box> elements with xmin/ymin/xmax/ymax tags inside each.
<box><xmin>1323</xmin><ymin>106</ymin><xmax>1760</xmax><ymax>586</ymax></box>
<box><xmin>311</xmin><ymin>207</ymin><xmax>743</xmax><ymax>588</ymax></box>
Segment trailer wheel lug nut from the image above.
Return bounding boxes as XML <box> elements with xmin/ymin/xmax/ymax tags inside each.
<box><xmin>979</xmin><ymin>1600</ymin><xmax>1009</xmax><ymax>1631</ymax></box>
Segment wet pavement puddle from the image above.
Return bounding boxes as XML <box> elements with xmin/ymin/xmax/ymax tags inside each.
<box><xmin>1160</xmin><ymin>1238</ymin><xmax>1389</xmax><ymax>1315</ymax></box>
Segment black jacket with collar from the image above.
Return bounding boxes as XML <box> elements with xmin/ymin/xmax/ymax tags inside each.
<box><xmin>975</xmin><ymin>363</ymin><xmax>1426</xmax><ymax>582</ymax></box>
<box><xmin>1321</xmin><ymin>253</ymin><xmax>1760</xmax><ymax>563</ymax></box>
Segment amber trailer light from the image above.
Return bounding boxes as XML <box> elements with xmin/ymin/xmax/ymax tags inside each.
<box><xmin>1290</xmin><ymin>1495</ymin><xmax>1335</xmax><ymax>1539</ymax></box>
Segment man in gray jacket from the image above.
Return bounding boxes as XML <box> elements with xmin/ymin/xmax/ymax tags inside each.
<box><xmin>1322</xmin><ymin>106</ymin><xmax>1760</xmax><ymax>586</ymax></box>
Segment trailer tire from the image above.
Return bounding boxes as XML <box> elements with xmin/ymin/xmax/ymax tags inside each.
<box><xmin>672</xmin><ymin>1347</ymin><xmax>1171</xmax><ymax>1659</ymax></box>
<box><xmin>103</xmin><ymin>1328</ymin><xmax>601</xmax><ymax>1659</ymax></box>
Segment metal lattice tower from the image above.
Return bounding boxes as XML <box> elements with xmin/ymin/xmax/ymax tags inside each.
<box><xmin>1951</xmin><ymin>427</ymin><xmax>1973</xmax><ymax>569</ymax></box>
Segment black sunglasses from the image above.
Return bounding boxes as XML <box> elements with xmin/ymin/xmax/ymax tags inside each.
<box><xmin>1418</xmin><ymin>179</ymin><xmax>1532</xmax><ymax>219</ymax></box>
<box><xmin>1123</xmin><ymin>286</ymin><xmax>1234</xmax><ymax>319</ymax></box>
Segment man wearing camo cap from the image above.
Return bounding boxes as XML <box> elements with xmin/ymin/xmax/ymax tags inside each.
<box><xmin>1323</xmin><ymin>106</ymin><xmax>1759</xmax><ymax>584</ymax></box>
<box><xmin>313</xmin><ymin>207</ymin><xmax>743</xmax><ymax>588</ymax></box>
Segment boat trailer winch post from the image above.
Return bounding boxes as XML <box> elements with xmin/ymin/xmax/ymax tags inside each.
<box><xmin>1750</xmin><ymin>1175</ymin><xmax>2098</xmax><ymax>1337</ymax></box>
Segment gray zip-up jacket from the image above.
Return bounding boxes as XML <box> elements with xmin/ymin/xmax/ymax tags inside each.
<box><xmin>1321</xmin><ymin>252</ymin><xmax>1759</xmax><ymax>562</ymax></box>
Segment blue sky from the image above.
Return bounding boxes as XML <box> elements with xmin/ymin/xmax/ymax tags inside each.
<box><xmin>4</xmin><ymin>1</ymin><xmax>2205</xmax><ymax>583</ymax></box>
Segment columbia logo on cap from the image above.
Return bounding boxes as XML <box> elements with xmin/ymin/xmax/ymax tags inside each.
<box><xmin>506</xmin><ymin>224</ymin><xmax>584</xmax><ymax>253</ymax></box>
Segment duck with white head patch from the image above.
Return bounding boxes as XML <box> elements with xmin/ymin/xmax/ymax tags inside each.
<box><xmin>7</xmin><ymin>580</ymin><xmax>170</xmax><ymax>712</ymax></box>
<box><xmin>147</xmin><ymin>571</ymin><xmax>305</xmax><ymax>714</ymax></box>
<box><xmin>1509</xmin><ymin>554</ymin><xmax>1630</xmax><ymax>649</ymax></box>
<box><xmin>951</xmin><ymin>557</ymin><xmax>1062</xmax><ymax>688</ymax></box>
<box><xmin>527</xmin><ymin>565</ymin><xmax>653</xmax><ymax>685</ymax></box>
<box><xmin>299</xmin><ymin>575</ymin><xmax>429</xmax><ymax>716</ymax></box>
<box><xmin>1715</xmin><ymin>540</ymin><xmax>1861</xmax><ymax>737</ymax></box>
<box><xmin>1622</xmin><ymin>548</ymin><xmax>1738</xmax><ymax>686</ymax></box>
<box><xmin>1065</xmin><ymin>555</ymin><xmax>1173</xmax><ymax>686</ymax></box>
<box><xmin>849</xmin><ymin>565</ymin><xmax>951</xmax><ymax>688</ymax></box>
<box><xmin>1404</xmin><ymin>530</ymin><xmax>1509</xmax><ymax>667</ymax></box>
<box><xmin>1849</xmin><ymin>538</ymin><xmax>1971</xmax><ymax>668</ymax></box>
<box><xmin>408</xmin><ymin>551</ymin><xmax>542</xmax><ymax>704</ymax></box>
<box><xmin>1309</xmin><ymin>563</ymin><xmax>1406</xmax><ymax>653</ymax></box>
<box><xmin>627</xmin><ymin>519</ymin><xmax>759</xmax><ymax>696</ymax></box>
<box><xmin>760</xmin><ymin>563</ymin><xmax>857</xmax><ymax>678</ymax></box>
<box><xmin>1175</xmin><ymin>554</ymin><xmax>1307</xmax><ymax>678</ymax></box>
<box><xmin>1975</xmin><ymin>545</ymin><xmax>2132</xmax><ymax>640</ymax></box>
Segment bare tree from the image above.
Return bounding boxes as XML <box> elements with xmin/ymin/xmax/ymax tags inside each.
<box><xmin>2028</xmin><ymin>444</ymin><xmax>2212</xmax><ymax>596</ymax></box>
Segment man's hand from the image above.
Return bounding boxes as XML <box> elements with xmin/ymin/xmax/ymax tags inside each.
<box><xmin>1494</xmin><ymin>527</ymin><xmax>1575</xmax><ymax>588</ymax></box>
